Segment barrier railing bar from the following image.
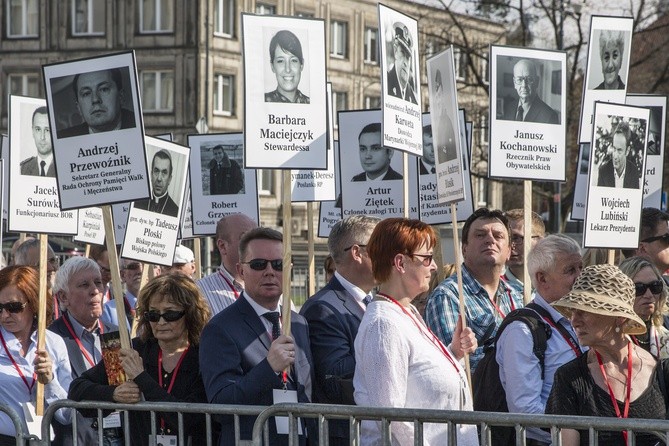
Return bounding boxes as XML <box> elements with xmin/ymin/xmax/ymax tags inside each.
<box><xmin>413</xmin><ymin>419</ymin><xmax>422</xmax><ymax>446</ymax></box>
<box><xmin>205</xmin><ymin>413</ymin><xmax>213</xmax><ymax>446</ymax></box>
<box><xmin>177</xmin><ymin>411</ymin><xmax>185</xmax><ymax>446</ymax></box>
<box><xmin>318</xmin><ymin>413</ymin><xmax>326</xmax><ymax>446</ymax></box>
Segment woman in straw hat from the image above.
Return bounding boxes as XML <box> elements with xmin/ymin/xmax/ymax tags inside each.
<box><xmin>546</xmin><ymin>264</ymin><xmax>667</xmax><ymax>445</ymax></box>
<box><xmin>620</xmin><ymin>257</ymin><xmax>669</xmax><ymax>359</ymax></box>
<box><xmin>353</xmin><ymin>218</ymin><xmax>478</xmax><ymax>445</ymax></box>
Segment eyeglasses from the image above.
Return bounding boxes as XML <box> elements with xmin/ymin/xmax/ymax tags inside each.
<box><xmin>640</xmin><ymin>233</ymin><xmax>669</xmax><ymax>245</ymax></box>
<box><xmin>511</xmin><ymin>235</ymin><xmax>542</xmax><ymax>245</ymax></box>
<box><xmin>243</xmin><ymin>259</ymin><xmax>283</xmax><ymax>272</ymax></box>
<box><xmin>408</xmin><ymin>253</ymin><xmax>434</xmax><ymax>267</ymax></box>
<box><xmin>0</xmin><ymin>301</ymin><xmax>27</xmax><ymax>314</ymax></box>
<box><xmin>123</xmin><ymin>263</ymin><xmax>142</xmax><ymax>271</ymax></box>
<box><xmin>513</xmin><ymin>76</ymin><xmax>537</xmax><ymax>85</ymax></box>
<box><xmin>634</xmin><ymin>280</ymin><xmax>664</xmax><ymax>297</ymax></box>
<box><xmin>343</xmin><ymin>244</ymin><xmax>367</xmax><ymax>252</ymax></box>
<box><xmin>143</xmin><ymin>310</ymin><xmax>186</xmax><ymax>323</ymax></box>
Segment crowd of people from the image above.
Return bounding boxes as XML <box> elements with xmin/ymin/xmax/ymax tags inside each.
<box><xmin>1</xmin><ymin>208</ymin><xmax>669</xmax><ymax>445</ymax></box>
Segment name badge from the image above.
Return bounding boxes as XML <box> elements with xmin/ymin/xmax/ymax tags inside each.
<box><xmin>149</xmin><ymin>434</ymin><xmax>177</xmax><ymax>446</ymax></box>
<box><xmin>103</xmin><ymin>411</ymin><xmax>122</xmax><ymax>429</ymax></box>
<box><xmin>272</xmin><ymin>388</ymin><xmax>302</xmax><ymax>435</ymax></box>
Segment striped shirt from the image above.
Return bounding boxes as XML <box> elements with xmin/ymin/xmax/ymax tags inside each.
<box><xmin>196</xmin><ymin>267</ymin><xmax>241</xmax><ymax>317</ymax></box>
<box><xmin>425</xmin><ymin>264</ymin><xmax>524</xmax><ymax>370</ymax></box>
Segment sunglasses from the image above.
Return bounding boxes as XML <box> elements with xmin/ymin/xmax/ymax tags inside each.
<box><xmin>0</xmin><ymin>301</ymin><xmax>27</xmax><ymax>314</ymax></box>
<box><xmin>143</xmin><ymin>310</ymin><xmax>186</xmax><ymax>323</ymax></box>
<box><xmin>343</xmin><ymin>244</ymin><xmax>366</xmax><ymax>252</ymax></box>
<box><xmin>641</xmin><ymin>233</ymin><xmax>669</xmax><ymax>245</ymax></box>
<box><xmin>409</xmin><ymin>253</ymin><xmax>434</xmax><ymax>267</ymax></box>
<box><xmin>634</xmin><ymin>280</ymin><xmax>664</xmax><ymax>297</ymax></box>
<box><xmin>243</xmin><ymin>259</ymin><xmax>283</xmax><ymax>271</ymax></box>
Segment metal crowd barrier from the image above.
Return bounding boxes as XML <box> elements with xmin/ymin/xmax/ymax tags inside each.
<box><xmin>0</xmin><ymin>404</ymin><xmax>29</xmax><ymax>446</ymax></box>
<box><xmin>32</xmin><ymin>400</ymin><xmax>669</xmax><ymax>445</ymax></box>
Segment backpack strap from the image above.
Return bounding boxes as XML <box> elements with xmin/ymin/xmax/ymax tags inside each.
<box><xmin>527</xmin><ymin>302</ymin><xmax>583</xmax><ymax>358</ymax></box>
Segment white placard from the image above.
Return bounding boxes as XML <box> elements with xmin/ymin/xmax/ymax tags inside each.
<box><xmin>121</xmin><ymin>137</ymin><xmax>190</xmax><ymax>266</ymax></box>
<box><xmin>426</xmin><ymin>47</ymin><xmax>466</xmax><ymax>204</ymax></box>
<box><xmin>379</xmin><ymin>4</ymin><xmax>423</xmax><ymax>156</ymax></box>
<box><xmin>242</xmin><ymin>14</ymin><xmax>327</xmax><ymax>169</ymax></box>
<box><xmin>570</xmin><ymin>143</ymin><xmax>590</xmax><ymax>221</ymax></box>
<box><xmin>179</xmin><ymin>176</ymin><xmax>194</xmax><ymax>240</ymax></box>
<box><xmin>74</xmin><ymin>207</ymin><xmax>105</xmax><ymax>245</ymax></box>
<box><xmin>578</xmin><ymin>16</ymin><xmax>633</xmax><ymax>144</ymax></box>
<box><xmin>188</xmin><ymin>133</ymin><xmax>259</xmax><ymax>235</ymax></box>
<box><xmin>8</xmin><ymin>96</ymin><xmax>78</xmax><ymax>234</ymax></box>
<box><xmin>489</xmin><ymin>45</ymin><xmax>567</xmax><ymax>181</ymax></box>
<box><xmin>42</xmin><ymin>51</ymin><xmax>150</xmax><ymax>210</ymax></box>
<box><xmin>112</xmin><ymin>202</ymin><xmax>130</xmax><ymax>245</ymax></box>
<box><xmin>338</xmin><ymin>109</ymin><xmax>418</xmax><ymax>219</ymax></box>
<box><xmin>583</xmin><ymin>102</ymin><xmax>649</xmax><ymax>248</ymax></box>
<box><xmin>626</xmin><ymin>94</ymin><xmax>667</xmax><ymax>209</ymax></box>
<box><xmin>290</xmin><ymin>83</ymin><xmax>336</xmax><ymax>202</ymax></box>
<box><xmin>317</xmin><ymin>141</ymin><xmax>342</xmax><ymax>238</ymax></box>
<box><xmin>1</xmin><ymin>135</ymin><xmax>8</xmax><ymax>222</ymax></box>
<box><xmin>418</xmin><ymin>112</ymin><xmax>475</xmax><ymax>224</ymax></box>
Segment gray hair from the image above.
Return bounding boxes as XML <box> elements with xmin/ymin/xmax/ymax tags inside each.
<box><xmin>53</xmin><ymin>256</ymin><xmax>101</xmax><ymax>295</ymax></box>
<box><xmin>619</xmin><ymin>256</ymin><xmax>668</xmax><ymax>328</ymax></box>
<box><xmin>14</xmin><ymin>239</ymin><xmax>55</xmax><ymax>266</ymax></box>
<box><xmin>527</xmin><ymin>234</ymin><xmax>581</xmax><ymax>287</ymax></box>
<box><xmin>599</xmin><ymin>30</ymin><xmax>624</xmax><ymax>56</ymax></box>
<box><xmin>328</xmin><ymin>216</ymin><xmax>380</xmax><ymax>264</ymax></box>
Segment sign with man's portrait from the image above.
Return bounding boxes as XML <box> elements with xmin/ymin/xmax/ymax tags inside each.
<box><xmin>8</xmin><ymin>96</ymin><xmax>78</xmax><ymax>235</ymax></box>
<box><xmin>379</xmin><ymin>4</ymin><xmax>423</xmax><ymax>156</ymax></box>
<box><xmin>626</xmin><ymin>94</ymin><xmax>667</xmax><ymax>209</ymax></box>
<box><xmin>338</xmin><ymin>109</ymin><xmax>418</xmax><ymax>219</ymax></box>
<box><xmin>242</xmin><ymin>14</ymin><xmax>327</xmax><ymax>169</ymax></box>
<box><xmin>426</xmin><ymin>47</ymin><xmax>466</xmax><ymax>204</ymax></box>
<box><xmin>122</xmin><ymin>137</ymin><xmax>190</xmax><ymax>266</ymax></box>
<box><xmin>578</xmin><ymin>16</ymin><xmax>633</xmax><ymax>144</ymax></box>
<box><xmin>584</xmin><ymin>101</ymin><xmax>649</xmax><ymax>249</ymax></box>
<box><xmin>489</xmin><ymin>45</ymin><xmax>567</xmax><ymax>181</ymax></box>
<box><xmin>188</xmin><ymin>133</ymin><xmax>259</xmax><ymax>236</ymax></box>
<box><xmin>42</xmin><ymin>51</ymin><xmax>150</xmax><ymax>210</ymax></box>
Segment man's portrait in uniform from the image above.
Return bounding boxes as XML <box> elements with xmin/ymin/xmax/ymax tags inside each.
<box><xmin>501</xmin><ymin>58</ymin><xmax>559</xmax><ymax>124</ymax></box>
<box><xmin>386</xmin><ymin>22</ymin><xmax>417</xmax><ymax>104</ymax></box>
<box><xmin>208</xmin><ymin>144</ymin><xmax>244</xmax><ymax>195</ymax></box>
<box><xmin>597</xmin><ymin>120</ymin><xmax>640</xmax><ymax>189</ymax></box>
<box><xmin>135</xmin><ymin>150</ymin><xmax>180</xmax><ymax>217</ymax></box>
<box><xmin>58</xmin><ymin>67</ymin><xmax>136</xmax><ymax>138</ymax></box>
<box><xmin>431</xmin><ymin>69</ymin><xmax>457</xmax><ymax>164</ymax></box>
<box><xmin>352</xmin><ymin>123</ymin><xmax>403</xmax><ymax>181</ymax></box>
<box><xmin>265</xmin><ymin>30</ymin><xmax>310</xmax><ymax>104</ymax></box>
<box><xmin>21</xmin><ymin>106</ymin><xmax>56</xmax><ymax>177</ymax></box>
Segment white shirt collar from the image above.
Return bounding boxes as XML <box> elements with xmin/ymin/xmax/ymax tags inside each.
<box><xmin>335</xmin><ymin>271</ymin><xmax>367</xmax><ymax>306</ymax></box>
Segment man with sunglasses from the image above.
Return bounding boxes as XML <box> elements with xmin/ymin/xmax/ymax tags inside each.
<box><xmin>100</xmin><ymin>258</ymin><xmax>141</xmax><ymax>329</ymax></box>
<box><xmin>200</xmin><ymin>227</ymin><xmax>314</xmax><ymax>445</ymax></box>
<box><xmin>496</xmin><ymin>235</ymin><xmax>584</xmax><ymax>445</ymax></box>
<box><xmin>300</xmin><ymin>216</ymin><xmax>379</xmax><ymax>446</ymax></box>
<box><xmin>623</xmin><ymin>208</ymin><xmax>669</xmax><ymax>282</ymax></box>
<box><xmin>197</xmin><ymin>213</ymin><xmax>258</xmax><ymax>317</ymax></box>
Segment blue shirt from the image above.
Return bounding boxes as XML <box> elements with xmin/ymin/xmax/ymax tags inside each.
<box><xmin>425</xmin><ymin>264</ymin><xmax>523</xmax><ymax>370</ymax></box>
<box><xmin>101</xmin><ymin>291</ymin><xmax>136</xmax><ymax>330</ymax></box>
<box><xmin>496</xmin><ymin>293</ymin><xmax>583</xmax><ymax>443</ymax></box>
<box><xmin>501</xmin><ymin>268</ymin><xmax>524</xmax><ymax>295</ymax></box>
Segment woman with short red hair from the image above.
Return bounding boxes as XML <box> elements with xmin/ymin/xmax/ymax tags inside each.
<box><xmin>353</xmin><ymin>218</ymin><xmax>478</xmax><ymax>445</ymax></box>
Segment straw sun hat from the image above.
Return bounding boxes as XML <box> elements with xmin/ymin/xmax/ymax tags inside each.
<box><xmin>551</xmin><ymin>264</ymin><xmax>646</xmax><ymax>335</ymax></box>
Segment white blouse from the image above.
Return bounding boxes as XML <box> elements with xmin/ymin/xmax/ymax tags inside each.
<box><xmin>353</xmin><ymin>300</ymin><xmax>478</xmax><ymax>445</ymax></box>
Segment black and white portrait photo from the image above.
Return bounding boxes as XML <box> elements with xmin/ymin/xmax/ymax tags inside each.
<box><xmin>431</xmin><ymin>68</ymin><xmax>458</xmax><ymax>164</ymax></box>
<box><xmin>264</xmin><ymin>29</ymin><xmax>310</xmax><ymax>104</ymax></box>
<box><xmin>21</xmin><ymin>106</ymin><xmax>55</xmax><ymax>177</ymax></box>
<box><xmin>498</xmin><ymin>57</ymin><xmax>560</xmax><ymax>124</ymax></box>
<box><xmin>352</xmin><ymin>123</ymin><xmax>403</xmax><ymax>182</ymax></box>
<box><xmin>591</xmin><ymin>117</ymin><xmax>645</xmax><ymax>189</ymax></box>
<box><xmin>588</xmin><ymin>29</ymin><xmax>631</xmax><ymax>91</ymax></box>
<box><xmin>202</xmin><ymin>143</ymin><xmax>245</xmax><ymax>195</ymax></box>
<box><xmin>134</xmin><ymin>148</ymin><xmax>183</xmax><ymax>217</ymax></box>
<box><xmin>51</xmin><ymin>67</ymin><xmax>137</xmax><ymax>139</ymax></box>
<box><xmin>386</xmin><ymin>22</ymin><xmax>417</xmax><ymax>104</ymax></box>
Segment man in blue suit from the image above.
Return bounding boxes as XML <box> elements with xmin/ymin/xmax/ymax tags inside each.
<box><xmin>200</xmin><ymin>227</ymin><xmax>314</xmax><ymax>445</ymax></box>
<box><xmin>300</xmin><ymin>216</ymin><xmax>379</xmax><ymax>445</ymax></box>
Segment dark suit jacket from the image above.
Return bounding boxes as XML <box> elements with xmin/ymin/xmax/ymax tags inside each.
<box><xmin>20</xmin><ymin>157</ymin><xmax>56</xmax><ymax>177</ymax></box>
<box><xmin>419</xmin><ymin>161</ymin><xmax>435</xmax><ymax>175</ymax></box>
<box><xmin>299</xmin><ymin>277</ymin><xmax>364</xmax><ymax>444</ymax></box>
<box><xmin>200</xmin><ymin>294</ymin><xmax>314</xmax><ymax>446</ymax></box>
<box><xmin>58</xmin><ymin>108</ymin><xmax>136</xmax><ymax>138</ymax></box>
<box><xmin>48</xmin><ymin>314</ymin><xmax>117</xmax><ymax>446</ymax></box>
<box><xmin>503</xmin><ymin>96</ymin><xmax>559</xmax><ymax>124</ymax></box>
<box><xmin>597</xmin><ymin>158</ymin><xmax>639</xmax><ymax>189</ymax></box>
<box><xmin>351</xmin><ymin>166</ymin><xmax>403</xmax><ymax>181</ymax></box>
<box><xmin>134</xmin><ymin>193</ymin><xmax>179</xmax><ymax>217</ymax></box>
<box><xmin>387</xmin><ymin>66</ymin><xmax>417</xmax><ymax>104</ymax></box>
<box><xmin>209</xmin><ymin>157</ymin><xmax>244</xmax><ymax>195</ymax></box>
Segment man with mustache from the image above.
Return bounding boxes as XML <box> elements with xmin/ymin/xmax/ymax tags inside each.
<box><xmin>503</xmin><ymin>59</ymin><xmax>558</xmax><ymax>124</ymax></box>
<box><xmin>59</xmin><ymin>68</ymin><xmax>136</xmax><ymax>138</ymax></box>
<box><xmin>386</xmin><ymin>22</ymin><xmax>417</xmax><ymax>104</ymax></box>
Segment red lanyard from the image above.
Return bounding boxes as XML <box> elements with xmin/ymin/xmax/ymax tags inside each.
<box><xmin>158</xmin><ymin>346</ymin><xmax>189</xmax><ymax>432</ymax></box>
<box><xmin>219</xmin><ymin>271</ymin><xmax>240</xmax><ymax>300</ymax></box>
<box><xmin>489</xmin><ymin>289</ymin><xmax>516</xmax><ymax>319</ymax></box>
<box><xmin>377</xmin><ymin>293</ymin><xmax>462</xmax><ymax>377</ymax></box>
<box><xmin>0</xmin><ymin>330</ymin><xmax>36</xmax><ymax>395</ymax></box>
<box><xmin>62</xmin><ymin>313</ymin><xmax>102</xmax><ymax>368</ymax></box>
<box><xmin>595</xmin><ymin>343</ymin><xmax>632</xmax><ymax>444</ymax></box>
<box><xmin>53</xmin><ymin>295</ymin><xmax>60</xmax><ymax>320</ymax></box>
<box><xmin>540</xmin><ymin>316</ymin><xmax>582</xmax><ymax>358</ymax></box>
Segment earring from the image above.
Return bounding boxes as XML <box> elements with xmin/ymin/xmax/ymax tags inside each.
<box><xmin>614</xmin><ymin>326</ymin><xmax>621</xmax><ymax>333</ymax></box>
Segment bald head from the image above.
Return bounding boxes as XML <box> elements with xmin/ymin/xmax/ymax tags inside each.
<box><xmin>215</xmin><ymin>214</ymin><xmax>258</xmax><ymax>279</ymax></box>
<box><xmin>513</xmin><ymin>59</ymin><xmax>539</xmax><ymax>104</ymax></box>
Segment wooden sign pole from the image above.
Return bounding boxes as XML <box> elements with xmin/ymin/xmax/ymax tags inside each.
<box><xmin>35</xmin><ymin>234</ymin><xmax>48</xmax><ymax>416</ymax></box>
